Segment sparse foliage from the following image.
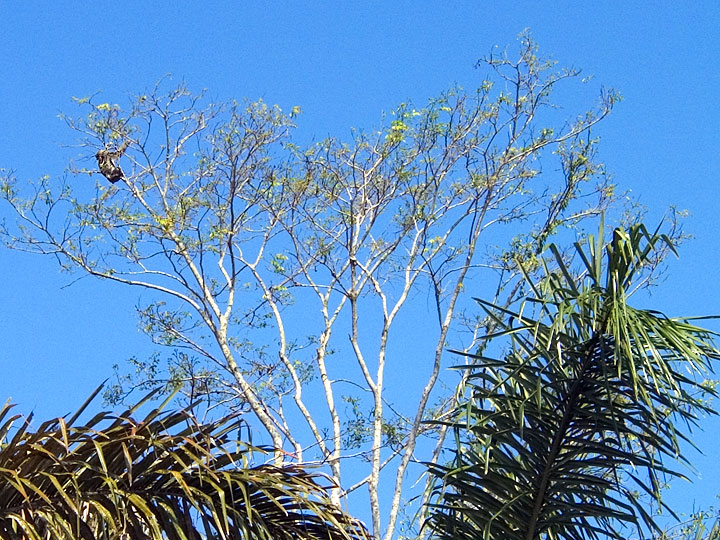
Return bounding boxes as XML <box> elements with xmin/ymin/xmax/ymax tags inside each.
<box><xmin>1</xmin><ymin>35</ymin><xmax>622</xmax><ymax>539</ymax></box>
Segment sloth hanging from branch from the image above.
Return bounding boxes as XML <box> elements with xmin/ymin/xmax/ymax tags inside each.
<box><xmin>95</xmin><ymin>140</ymin><xmax>129</xmax><ymax>183</ymax></box>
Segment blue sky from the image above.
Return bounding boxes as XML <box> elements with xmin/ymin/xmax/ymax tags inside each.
<box><xmin>1</xmin><ymin>1</ymin><xmax>719</xmax><ymax>529</ymax></box>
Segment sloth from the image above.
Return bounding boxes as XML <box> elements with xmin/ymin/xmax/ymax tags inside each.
<box><xmin>95</xmin><ymin>140</ymin><xmax>129</xmax><ymax>183</ymax></box>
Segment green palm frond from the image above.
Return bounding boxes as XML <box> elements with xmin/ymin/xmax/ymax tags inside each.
<box><xmin>426</xmin><ymin>221</ymin><xmax>719</xmax><ymax>540</ymax></box>
<box><xmin>0</xmin><ymin>388</ymin><xmax>368</xmax><ymax>540</ymax></box>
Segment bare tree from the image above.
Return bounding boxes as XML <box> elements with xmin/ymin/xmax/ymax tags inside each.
<box><xmin>1</xmin><ymin>37</ymin><xmax>619</xmax><ymax>539</ymax></box>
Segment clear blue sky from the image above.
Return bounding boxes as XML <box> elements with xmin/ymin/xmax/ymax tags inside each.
<box><xmin>1</xmin><ymin>1</ymin><xmax>719</xmax><ymax>528</ymax></box>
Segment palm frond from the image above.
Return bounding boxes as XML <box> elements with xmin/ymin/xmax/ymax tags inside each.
<box><xmin>426</xmin><ymin>221</ymin><xmax>719</xmax><ymax>540</ymax></box>
<box><xmin>0</xmin><ymin>392</ymin><xmax>369</xmax><ymax>540</ymax></box>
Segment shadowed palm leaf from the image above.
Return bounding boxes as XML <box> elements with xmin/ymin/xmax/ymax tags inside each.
<box><xmin>0</xmin><ymin>389</ymin><xmax>368</xmax><ymax>540</ymax></box>
<box><xmin>426</xmin><ymin>221</ymin><xmax>719</xmax><ymax>540</ymax></box>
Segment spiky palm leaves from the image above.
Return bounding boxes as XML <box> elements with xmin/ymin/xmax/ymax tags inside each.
<box><xmin>426</xmin><ymin>222</ymin><xmax>719</xmax><ymax>540</ymax></box>
<box><xmin>0</xmin><ymin>389</ymin><xmax>367</xmax><ymax>540</ymax></box>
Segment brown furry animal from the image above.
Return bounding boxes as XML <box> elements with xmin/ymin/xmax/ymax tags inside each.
<box><xmin>95</xmin><ymin>140</ymin><xmax>129</xmax><ymax>183</ymax></box>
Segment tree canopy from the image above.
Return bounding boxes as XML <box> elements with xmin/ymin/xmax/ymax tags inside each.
<box><xmin>4</xmin><ymin>35</ymin><xmax>717</xmax><ymax>540</ymax></box>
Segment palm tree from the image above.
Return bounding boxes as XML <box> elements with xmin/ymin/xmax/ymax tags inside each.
<box><xmin>425</xmin><ymin>221</ymin><xmax>720</xmax><ymax>540</ymax></box>
<box><xmin>0</xmin><ymin>388</ymin><xmax>368</xmax><ymax>540</ymax></box>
